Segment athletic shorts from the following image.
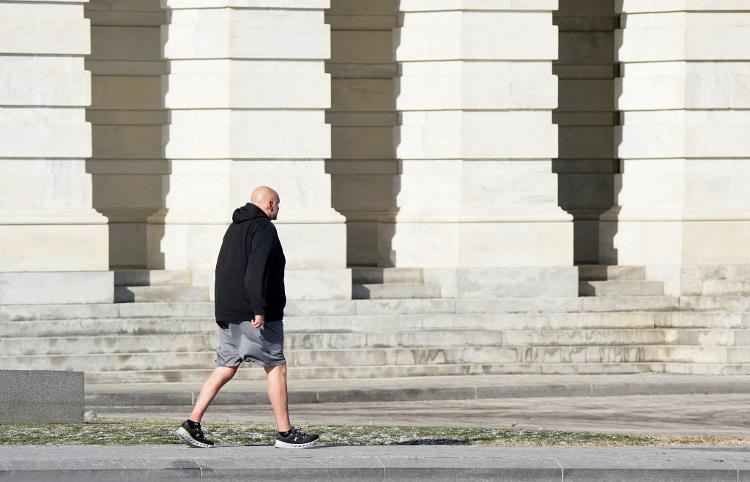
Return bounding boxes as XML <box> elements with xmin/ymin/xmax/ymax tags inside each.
<box><xmin>215</xmin><ymin>320</ymin><xmax>286</xmax><ymax>368</ymax></box>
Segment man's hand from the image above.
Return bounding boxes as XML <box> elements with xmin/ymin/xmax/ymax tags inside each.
<box><xmin>251</xmin><ymin>314</ymin><xmax>265</xmax><ymax>329</ymax></box>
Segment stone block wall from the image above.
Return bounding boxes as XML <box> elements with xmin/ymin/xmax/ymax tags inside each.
<box><xmin>0</xmin><ymin>0</ymin><xmax>112</xmax><ymax>304</ymax></box>
<box><xmin>388</xmin><ymin>0</ymin><xmax>578</xmax><ymax>297</ymax></box>
<box><xmin>601</xmin><ymin>0</ymin><xmax>750</xmax><ymax>295</ymax></box>
<box><xmin>154</xmin><ymin>0</ymin><xmax>350</xmax><ymax>299</ymax></box>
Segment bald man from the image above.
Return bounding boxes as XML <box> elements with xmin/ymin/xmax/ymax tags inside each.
<box><xmin>176</xmin><ymin>186</ymin><xmax>320</xmax><ymax>449</ymax></box>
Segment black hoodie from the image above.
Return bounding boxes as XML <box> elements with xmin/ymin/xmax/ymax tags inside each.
<box><xmin>214</xmin><ymin>203</ymin><xmax>286</xmax><ymax>323</ymax></box>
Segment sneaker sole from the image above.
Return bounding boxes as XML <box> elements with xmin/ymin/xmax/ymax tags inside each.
<box><xmin>274</xmin><ymin>439</ymin><xmax>319</xmax><ymax>449</ymax></box>
<box><xmin>175</xmin><ymin>427</ymin><xmax>214</xmax><ymax>448</ymax></box>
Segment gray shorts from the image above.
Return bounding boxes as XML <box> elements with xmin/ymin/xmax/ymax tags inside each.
<box><xmin>215</xmin><ymin>320</ymin><xmax>286</xmax><ymax>368</ymax></box>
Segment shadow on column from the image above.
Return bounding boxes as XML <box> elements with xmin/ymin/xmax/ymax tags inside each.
<box><xmin>552</xmin><ymin>0</ymin><xmax>618</xmax><ymax>266</ymax></box>
<box><xmin>324</xmin><ymin>1</ymin><xmax>401</xmax><ymax>268</ymax></box>
<box><xmin>84</xmin><ymin>0</ymin><xmax>169</xmax><ymax>270</ymax></box>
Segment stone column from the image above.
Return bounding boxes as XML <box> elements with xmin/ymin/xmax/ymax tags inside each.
<box><xmin>392</xmin><ymin>0</ymin><xmax>576</xmax><ymax>298</ymax></box>
<box><xmin>326</xmin><ymin>0</ymin><xmax>399</xmax><ymax>267</ymax></box>
<box><xmin>554</xmin><ymin>0</ymin><xmax>617</xmax><ymax>265</ymax></box>
<box><xmin>0</xmin><ymin>0</ymin><xmax>112</xmax><ymax>304</ymax></box>
<box><xmin>601</xmin><ymin>0</ymin><xmax>750</xmax><ymax>295</ymax></box>
<box><xmin>85</xmin><ymin>0</ymin><xmax>168</xmax><ymax>269</ymax></box>
<box><xmin>153</xmin><ymin>0</ymin><xmax>350</xmax><ymax>299</ymax></box>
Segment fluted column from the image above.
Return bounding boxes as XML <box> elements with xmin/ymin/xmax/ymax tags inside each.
<box><xmin>391</xmin><ymin>0</ymin><xmax>576</xmax><ymax>298</ymax></box>
<box><xmin>0</xmin><ymin>0</ymin><xmax>112</xmax><ymax>304</ymax></box>
<box><xmin>153</xmin><ymin>0</ymin><xmax>350</xmax><ymax>299</ymax></box>
<box><xmin>601</xmin><ymin>0</ymin><xmax>750</xmax><ymax>295</ymax></box>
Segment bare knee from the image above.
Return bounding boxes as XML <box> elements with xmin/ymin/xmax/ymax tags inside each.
<box><xmin>216</xmin><ymin>366</ymin><xmax>238</xmax><ymax>382</ymax></box>
<box><xmin>265</xmin><ymin>364</ymin><xmax>287</xmax><ymax>377</ymax></box>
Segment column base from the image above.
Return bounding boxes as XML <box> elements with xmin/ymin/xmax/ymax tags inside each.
<box><xmin>423</xmin><ymin>266</ymin><xmax>579</xmax><ymax>299</ymax></box>
<box><xmin>188</xmin><ymin>268</ymin><xmax>353</xmax><ymax>302</ymax></box>
<box><xmin>285</xmin><ymin>268</ymin><xmax>352</xmax><ymax>301</ymax></box>
<box><xmin>601</xmin><ymin>214</ymin><xmax>750</xmax><ymax>295</ymax></box>
<box><xmin>389</xmin><ymin>219</ymin><xmax>574</xmax><ymax>268</ymax></box>
<box><xmin>0</xmin><ymin>271</ymin><xmax>114</xmax><ymax>304</ymax></box>
<box><xmin>0</xmin><ymin>223</ymin><xmax>108</xmax><ymax>271</ymax></box>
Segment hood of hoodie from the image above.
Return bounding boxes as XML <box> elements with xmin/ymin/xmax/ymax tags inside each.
<box><xmin>232</xmin><ymin>203</ymin><xmax>269</xmax><ymax>224</ymax></box>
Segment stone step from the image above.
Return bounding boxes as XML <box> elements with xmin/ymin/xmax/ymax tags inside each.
<box><xmin>577</xmin><ymin>265</ymin><xmax>646</xmax><ymax>281</ymax></box>
<box><xmin>678</xmin><ymin>296</ymin><xmax>750</xmax><ymax>312</ymax></box>
<box><xmin>83</xmin><ymin>362</ymin><xmax>750</xmax><ymax>384</ymax></box>
<box><xmin>697</xmin><ymin>265</ymin><xmax>750</xmax><ymax>282</ymax></box>
<box><xmin>83</xmin><ymin>374</ymin><xmax>750</xmax><ymax>406</ymax></box>
<box><xmin>0</xmin><ymin>302</ymin><xmax>214</xmax><ymax>321</ymax></box>
<box><xmin>115</xmin><ymin>286</ymin><xmax>210</xmax><ymax>303</ymax></box>
<box><xmin>3</xmin><ymin>311</ymin><xmax>747</xmax><ymax>339</ymax></box>
<box><xmin>4</xmin><ymin>294</ymin><xmax>749</xmax><ymax>324</ymax></box>
<box><xmin>458</xmin><ymin>296</ymin><xmax>680</xmax><ymax>313</ymax></box>
<box><xmin>4</xmin><ymin>328</ymin><xmax>748</xmax><ymax>357</ymax></box>
<box><xmin>703</xmin><ymin>280</ymin><xmax>750</xmax><ymax>296</ymax></box>
<box><xmin>0</xmin><ymin>317</ymin><xmax>217</xmax><ymax>338</ymax></box>
<box><xmin>0</xmin><ymin>311</ymin><xmax>676</xmax><ymax>338</ymax></box>
<box><xmin>114</xmin><ymin>270</ymin><xmax>192</xmax><ymax>287</ymax></box>
<box><xmin>85</xmin><ymin>363</ymin><xmax>658</xmax><ymax>383</ymax></box>
<box><xmin>352</xmin><ymin>283</ymin><xmax>441</xmax><ymax>300</ymax></box>
<box><xmin>579</xmin><ymin>280</ymin><xmax>664</xmax><ymax>297</ymax></box>
<box><xmin>658</xmin><ymin>311</ymin><xmax>748</xmax><ymax>329</ymax></box>
<box><xmin>351</xmin><ymin>267</ymin><xmax>424</xmax><ymax>284</ymax></box>
<box><xmin>5</xmin><ymin>345</ymin><xmax>750</xmax><ymax>372</ymax></box>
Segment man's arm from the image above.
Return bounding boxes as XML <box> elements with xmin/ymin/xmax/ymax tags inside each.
<box><xmin>244</xmin><ymin>224</ymin><xmax>275</xmax><ymax>327</ymax></box>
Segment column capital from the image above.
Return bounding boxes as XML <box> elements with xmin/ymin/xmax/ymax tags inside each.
<box><xmin>162</xmin><ymin>0</ymin><xmax>328</xmax><ymax>9</ymax></box>
<box><xmin>618</xmin><ymin>0</ymin><xmax>750</xmax><ymax>14</ymax></box>
<box><xmin>397</xmin><ymin>0</ymin><xmax>557</xmax><ymax>12</ymax></box>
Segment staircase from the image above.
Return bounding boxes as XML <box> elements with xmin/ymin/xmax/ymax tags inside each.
<box><xmin>351</xmin><ymin>267</ymin><xmax>441</xmax><ymax>300</ymax></box>
<box><xmin>3</xmin><ymin>266</ymin><xmax>750</xmax><ymax>384</ymax></box>
<box><xmin>114</xmin><ymin>270</ymin><xmax>210</xmax><ymax>303</ymax></box>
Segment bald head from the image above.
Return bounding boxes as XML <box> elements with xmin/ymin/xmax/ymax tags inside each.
<box><xmin>250</xmin><ymin>186</ymin><xmax>280</xmax><ymax>220</ymax></box>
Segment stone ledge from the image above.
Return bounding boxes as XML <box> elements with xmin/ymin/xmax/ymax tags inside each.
<box><xmin>164</xmin><ymin>0</ymin><xmax>329</xmax><ymax>9</ymax></box>
<box><xmin>0</xmin><ymin>271</ymin><xmax>114</xmax><ymax>305</ymax></box>
<box><xmin>0</xmin><ymin>370</ymin><xmax>83</xmax><ymax>423</ymax></box>
<box><xmin>398</xmin><ymin>0</ymin><xmax>559</xmax><ymax>12</ymax></box>
<box><xmin>0</xmin><ymin>445</ymin><xmax>748</xmax><ymax>481</ymax></box>
<box><xmin>84</xmin><ymin>374</ymin><xmax>750</xmax><ymax>407</ymax></box>
<box><xmin>619</xmin><ymin>0</ymin><xmax>750</xmax><ymax>13</ymax></box>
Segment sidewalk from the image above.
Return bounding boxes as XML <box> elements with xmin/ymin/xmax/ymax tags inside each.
<box><xmin>86</xmin><ymin>373</ymin><xmax>750</xmax><ymax>406</ymax></box>
<box><xmin>2</xmin><ymin>445</ymin><xmax>749</xmax><ymax>481</ymax></box>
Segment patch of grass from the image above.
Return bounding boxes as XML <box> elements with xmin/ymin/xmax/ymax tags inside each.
<box><xmin>0</xmin><ymin>420</ymin><xmax>747</xmax><ymax>447</ymax></box>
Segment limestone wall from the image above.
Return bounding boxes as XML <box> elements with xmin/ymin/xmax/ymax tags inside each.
<box><xmin>0</xmin><ymin>0</ymin><xmax>112</xmax><ymax>303</ymax></box>
<box><xmin>388</xmin><ymin>0</ymin><xmax>578</xmax><ymax>297</ymax></box>
<box><xmin>602</xmin><ymin>0</ymin><xmax>750</xmax><ymax>294</ymax></box>
<box><xmin>154</xmin><ymin>0</ymin><xmax>350</xmax><ymax>299</ymax></box>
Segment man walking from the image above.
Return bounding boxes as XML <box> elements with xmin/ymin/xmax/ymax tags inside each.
<box><xmin>175</xmin><ymin>186</ymin><xmax>319</xmax><ymax>449</ymax></box>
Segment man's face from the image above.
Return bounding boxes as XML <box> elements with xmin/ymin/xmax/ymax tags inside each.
<box><xmin>269</xmin><ymin>196</ymin><xmax>280</xmax><ymax>220</ymax></box>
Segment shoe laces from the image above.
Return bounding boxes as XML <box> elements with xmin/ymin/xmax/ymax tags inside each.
<box><xmin>288</xmin><ymin>427</ymin><xmax>303</xmax><ymax>441</ymax></box>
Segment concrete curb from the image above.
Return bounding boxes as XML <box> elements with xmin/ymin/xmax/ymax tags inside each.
<box><xmin>85</xmin><ymin>375</ymin><xmax>750</xmax><ymax>407</ymax></box>
<box><xmin>1</xmin><ymin>445</ymin><xmax>749</xmax><ymax>481</ymax></box>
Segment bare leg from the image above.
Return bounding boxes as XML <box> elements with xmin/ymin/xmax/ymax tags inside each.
<box><xmin>189</xmin><ymin>366</ymin><xmax>237</xmax><ymax>423</ymax></box>
<box><xmin>265</xmin><ymin>364</ymin><xmax>291</xmax><ymax>432</ymax></box>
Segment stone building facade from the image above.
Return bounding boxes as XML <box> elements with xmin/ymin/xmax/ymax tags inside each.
<box><xmin>2</xmin><ymin>0</ymin><xmax>750</xmax><ymax>304</ymax></box>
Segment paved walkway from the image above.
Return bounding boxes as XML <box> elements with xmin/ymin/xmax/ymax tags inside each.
<box><xmin>2</xmin><ymin>445</ymin><xmax>749</xmax><ymax>481</ymax></box>
<box><xmin>99</xmin><ymin>392</ymin><xmax>750</xmax><ymax>439</ymax></box>
<box><xmin>7</xmin><ymin>374</ymin><xmax>750</xmax><ymax>479</ymax></box>
<box><xmin>89</xmin><ymin>374</ymin><xmax>750</xmax><ymax>438</ymax></box>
